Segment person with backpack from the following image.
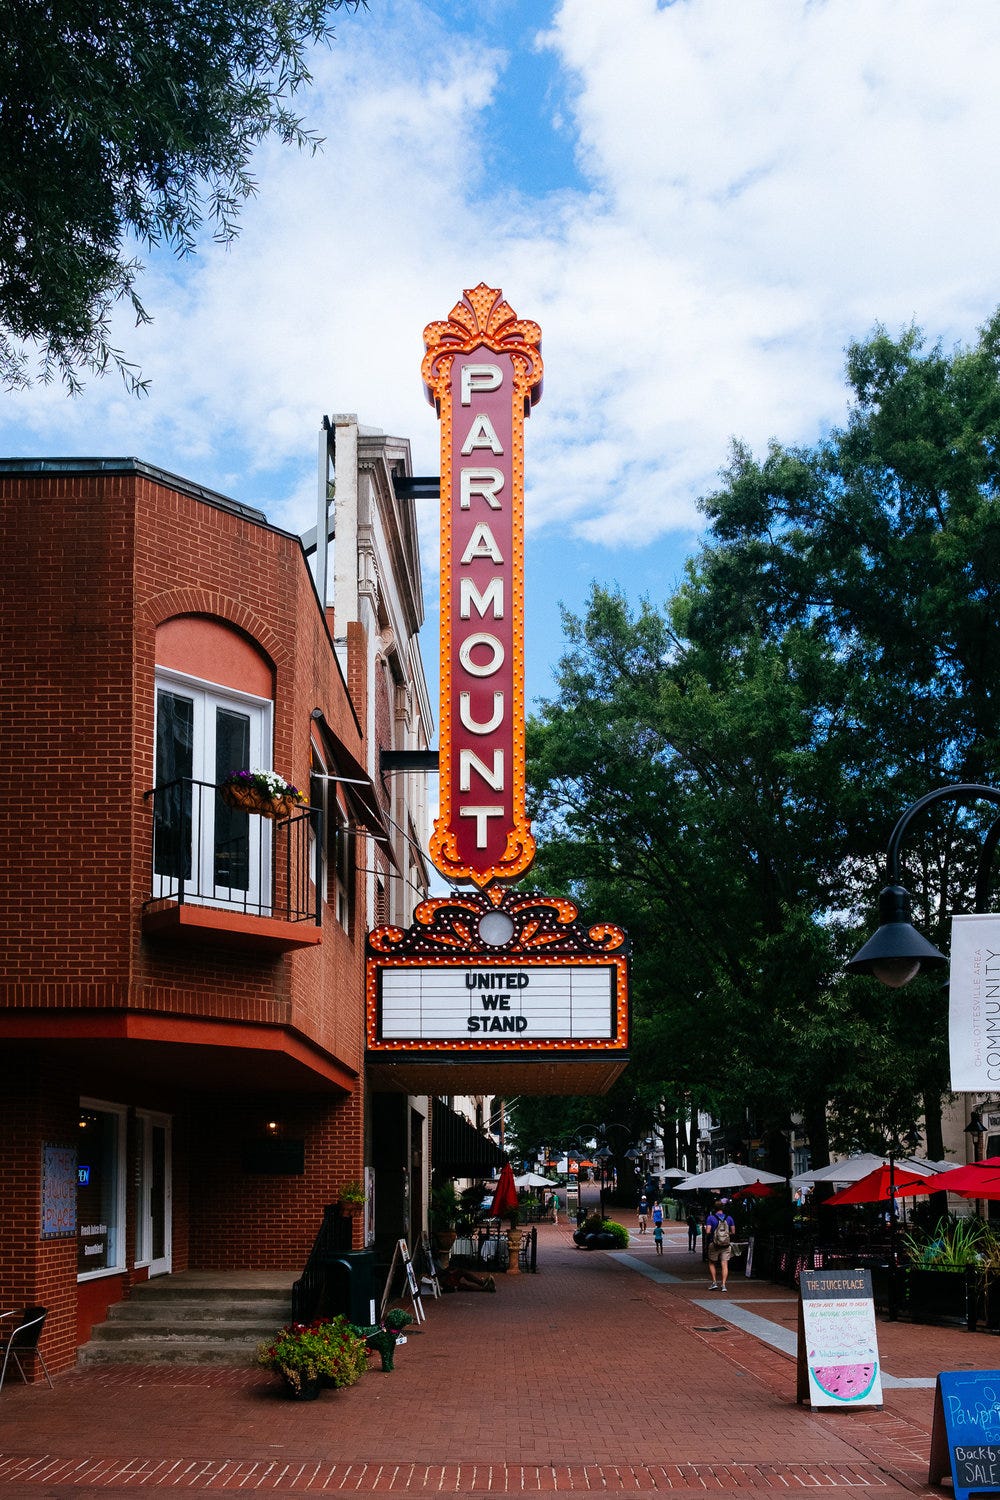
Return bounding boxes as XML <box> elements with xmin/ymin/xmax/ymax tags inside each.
<box><xmin>705</xmin><ymin>1199</ymin><xmax>736</xmax><ymax>1291</ymax></box>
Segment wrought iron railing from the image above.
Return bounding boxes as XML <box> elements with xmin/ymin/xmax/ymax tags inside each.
<box><xmin>144</xmin><ymin>777</ymin><xmax>321</xmax><ymax>924</ymax></box>
<box><xmin>292</xmin><ymin>1203</ymin><xmax>353</xmax><ymax>1321</ymax></box>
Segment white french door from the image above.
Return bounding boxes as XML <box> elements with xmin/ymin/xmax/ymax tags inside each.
<box><xmin>135</xmin><ymin>1111</ymin><xmax>172</xmax><ymax>1277</ymax></box>
<box><xmin>154</xmin><ymin>671</ymin><xmax>272</xmax><ymax>909</ymax></box>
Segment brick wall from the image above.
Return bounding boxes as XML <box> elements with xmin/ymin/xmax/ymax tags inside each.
<box><xmin>0</xmin><ymin>466</ymin><xmax>371</xmax><ymax>1362</ymax></box>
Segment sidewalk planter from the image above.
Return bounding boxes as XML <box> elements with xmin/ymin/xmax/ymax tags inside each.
<box><xmin>256</xmin><ymin>1316</ymin><xmax>368</xmax><ymax>1398</ymax></box>
<box><xmin>573</xmin><ymin>1215</ymin><xmax>628</xmax><ymax>1250</ymax></box>
<box><xmin>285</xmin><ymin>1376</ymin><xmax>322</xmax><ymax>1401</ymax></box>
<box><xmin>904</xmin><ymin>1267</ymin><xmax>972</xmax><ymax>1325</ymax></box>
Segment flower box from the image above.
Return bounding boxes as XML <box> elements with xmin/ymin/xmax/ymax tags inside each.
<box><xmin>220</xmin><ymin>770</ymin><xmax>305</xmax><ymax>820</ymax></box>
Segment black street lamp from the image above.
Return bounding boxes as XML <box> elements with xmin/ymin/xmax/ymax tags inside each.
<box><xmin>847</xmin><ymin>784</ymin><xmax>1000</xmax><ymax>1315</ymax></box>
<box><xmin>846</xmin><ymin>783</ymin><xmax>1000</xmax><ymax>988</ymax></box>
<box><xmin>965</xmin><ymin>1108</ymin><xmax>990</xmax><ymax>1219</ymax></box>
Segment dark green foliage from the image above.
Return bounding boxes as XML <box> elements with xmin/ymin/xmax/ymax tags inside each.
<box><xmin>0</xmin><ymin>0</ymin><xmax>364</xmax><ymax>392</ymax></box>
<box><xmin>527</xmin><ymin>313</ymin><xmax>1000</xmax><ymax>1162</ymax></box>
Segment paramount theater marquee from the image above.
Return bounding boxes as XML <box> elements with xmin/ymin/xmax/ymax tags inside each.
<box><xmin>366</xmin><ymin>285</ymin><xmax>630</xmax><ymax>1095</ymax></box>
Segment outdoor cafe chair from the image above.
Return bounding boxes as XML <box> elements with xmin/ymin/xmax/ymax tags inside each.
<box><xmin>0</xmin><ymin>1306</ymin><xmax>54</xmax><ymax>1392</ymax></box>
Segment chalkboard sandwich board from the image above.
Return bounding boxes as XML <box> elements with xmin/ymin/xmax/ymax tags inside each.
<box><xmin>930</xmin><ymin>1371</ymin><xmax>1000</xmax><ymax>1500</ymax></box>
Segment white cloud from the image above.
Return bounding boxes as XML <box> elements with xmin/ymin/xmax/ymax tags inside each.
<box><xmin>3</xmin><ymin>0</ymin><xmax>1000</xmax><ymax>558</ymax></box>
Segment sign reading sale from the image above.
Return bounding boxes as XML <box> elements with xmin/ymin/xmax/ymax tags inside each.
<box><xmin>422</xmin><ymin>286</ymin><xmax>543</xmax><ymax>886</ymax></box>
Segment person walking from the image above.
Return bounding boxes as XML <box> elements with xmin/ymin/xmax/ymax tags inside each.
<box><xmin>686</xmin><ymin>1211</ymin><xmax>700</xmax><ymax>1252</ymax></box>
<box><xmin>651</xmin><ymin>1200</ymin><xmax>664</xmax><ymax>1234</ymax></box>
<box><xmin>638</xmin><ymin>1194</ymin><xmax>649</xmax><ymax>1234</ymax></box>
<box><xmin>550</xmin><ymin>1191</ymin><xmax>561</xmax><ymax>1225</ymax></box>
<box><xmin>653</xmin><ymin>1219</ymin><xmax>664</xmax><ymax>1255</ymax></box>
<box><xmin>705</xmin><ymin>1199</ymin><xmax>736</xmax><ymax>1291</ymax></box>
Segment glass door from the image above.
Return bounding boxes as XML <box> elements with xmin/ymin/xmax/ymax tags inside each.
<box><xmin>135</xmin><ymin>1111</ymin><xmax>172</xmax><ymax>1277</ymax></box>
<box><xmin>154</xmin><ymin>673</ymin><xmax>271</xmax><ymax>910</ymax></box>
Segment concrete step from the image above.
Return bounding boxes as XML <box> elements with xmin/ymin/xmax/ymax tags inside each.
<box><xmin>78</xmin><ymin>1273</ymin><xmax>295</xmax><ymax>1366</ymax></box>
<box><xmin>106</xmin><ymin>1297</ymin><xmax>290</xmax><ymax>1323</ymax></box>
<box><xmin>79</xmin><ymin>1336</ymin><xmax>266</xmax><ymax>1366</ymax></box>
<box><xmin>127</xmin><ymin>1280</ymin><xmax>292</xmax><ymax>1303</ymax></box>
<box><xmin>88</xmin><ymin>1317</ymin><xmax>281</xmax><ymax>1343</ymax></box>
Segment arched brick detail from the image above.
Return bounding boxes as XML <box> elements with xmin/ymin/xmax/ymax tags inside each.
<box><xmin>141</xmin><ymin>589</ymin><xmax>290</xmax><ymax>672</ymax></box>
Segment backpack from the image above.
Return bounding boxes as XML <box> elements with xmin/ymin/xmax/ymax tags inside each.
<box><xmin>712</xmin><ymin>1215</ymin><xmax>731</xmax><ymax>1248</ymax></box>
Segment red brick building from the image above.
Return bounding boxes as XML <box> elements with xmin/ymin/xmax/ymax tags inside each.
<box><xmin>0</xmin><ymin>455</ymin><xmax>400</xmax><ymax>1372</ymax></box>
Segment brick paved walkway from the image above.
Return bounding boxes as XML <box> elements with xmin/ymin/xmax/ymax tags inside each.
<box><xmin>1</xmin><ymin>1216</ymin><xmax>996</xmax><ymax>1495</ymax></box>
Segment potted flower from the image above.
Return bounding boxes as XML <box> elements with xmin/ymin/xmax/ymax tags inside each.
<box><xmin>256</xmin><ymin>1316</ymin><xmax>368</xmax><ymax>1399</ymax></box>
<box><xmin>338</xmin><ymin>1180</ymin><xmax>366</xmax><ymax>1215</ymax></box>
<box><xmin>220</xmin><ymin>768</ymin><xmax>307</xmax><ymax>820</ymax></box>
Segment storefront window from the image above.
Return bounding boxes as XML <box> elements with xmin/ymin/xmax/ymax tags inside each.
<box><xmin>77</xmin><ymin>1101</ymin><xmax>126</xmax><ymax>1277</ymax></box>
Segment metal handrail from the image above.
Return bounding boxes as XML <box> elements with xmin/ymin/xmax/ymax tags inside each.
<box><xmin>291</xmin><ymin>1203</ymin><xmax>352</xmax><ymax>1322</ymax></box>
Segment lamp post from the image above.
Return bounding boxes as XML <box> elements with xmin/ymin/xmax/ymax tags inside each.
<box><xmin>847</xmin><ymin>784</ymin><xmax>1000</xmax><ymax>1314</ymax></box>
<box><xmin>965</xmin><ymin>1108</ymin><xmax>989</xmax><ymax>1219</ymax></box>
<box><xmin>846</xmin><ymin>783</ymin><xmax>1000</xmax><ymax>987</ymax></box>
<box><xmin>571</xmin><ymin>1121</ymin><xmax>636</xmax><ymax>1220</ymax></box>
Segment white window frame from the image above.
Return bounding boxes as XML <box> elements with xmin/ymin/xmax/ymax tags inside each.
<box><xmin>77</xmin><ymin>1098</ymin><xmax>128</xmax><ymax>1283</ymax></box>
<box><xmin>154</xmin><ymin>668</ymin><xmax>274</xmax><ymax>909</ymax></box>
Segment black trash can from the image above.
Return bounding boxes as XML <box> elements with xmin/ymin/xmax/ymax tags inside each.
<box><xmin>322</xmin><ymin>1249</ymin><xmax>376</xmax><ymax>1325</ymax></box>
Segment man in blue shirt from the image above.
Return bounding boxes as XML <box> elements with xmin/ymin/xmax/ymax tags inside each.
<box><xmin>705</xmin><ymin>1200</ymin><xmax>736</xmax><ymax>1291</ymax></box>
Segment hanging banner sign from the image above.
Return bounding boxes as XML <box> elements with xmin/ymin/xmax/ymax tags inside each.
<box><xmin>949</xmin><ymin>915</ymin><xmax>1000</xmax><ymax>1091</ymax></box>
<box><xmin>422</xmin><ymin>284</ymin><xmax>543</xmax><ymax>887</ymax></box>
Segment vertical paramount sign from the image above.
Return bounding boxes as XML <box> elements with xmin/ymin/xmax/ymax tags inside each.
<box><xmin>364</xmin><ymin>284</ymin><xmax>629</xmax><ymax>1085</ymax></box>
<box><xmin>422</xmin><ymin>284</ymin><xmax>543</xmax><ymax>887</ymax></box>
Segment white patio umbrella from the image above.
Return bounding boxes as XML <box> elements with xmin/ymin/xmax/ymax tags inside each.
<box><xmin>673</xmin><ymin>1162</ymin><xmax>786</xmax><ymax>1192</ymax></box>
<box><xmin>514</xmin><ymin>1171</ymin><xmax>559</xmax><ymax>1189</ymax></box>
<box><xmin>790</xmin><ymin>1154</ymin><xmax>957</xmax><ymax>1188</ymax></box>
<box><xmin>660</xmin><ymin>1167</ymin><xmax>691</xmax><ymax>1181</ymax></box>
<box><xmin>484</xmin><ymin>1171</ymin><xmax>559</xmax><ymax>1190</ymax></box>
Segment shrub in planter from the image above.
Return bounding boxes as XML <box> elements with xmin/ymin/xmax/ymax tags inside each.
<box><xmin>576</xmin><ymin>1215</ymin><xmax>629</xmax><ymax>1250</ymax></box>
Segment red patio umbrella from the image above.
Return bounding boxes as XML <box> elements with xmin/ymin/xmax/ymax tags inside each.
<box><xmin>489</xmin><ymin>1161</ymin><xmax>519</xmax><ymax>1219</ymax></box>
<box><xmin>824</xmin><ymin>1164</ymin><xmax>931</xmax><ymax>1206</ymax></box>
<box><xmin>928</xmin><ymin>1164</ymin><xmax>1000</xmax><ymax>1198</ymax></box>
<box><xmin>733</xmin><ymin>1181</ymin><xmax>775</xmax><ymax>1198</ymax></box>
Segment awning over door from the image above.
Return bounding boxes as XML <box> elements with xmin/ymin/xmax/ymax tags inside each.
<box><xmin>431</xmin><ymin>1097</ymin><xmax>505</xmax><ymax>1178</ymax></box>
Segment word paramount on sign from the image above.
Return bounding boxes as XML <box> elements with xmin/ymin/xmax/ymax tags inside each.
<box><xmin>422</xmin><ymin>284</ymin><xmax>542</xmax><ymax>887</ymax></box>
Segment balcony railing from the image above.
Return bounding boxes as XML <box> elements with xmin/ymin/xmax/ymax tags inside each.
<box><xmin>144</xmin><ymin>778</ymin><xmax>321</xmax><ymax>926</ymax></box>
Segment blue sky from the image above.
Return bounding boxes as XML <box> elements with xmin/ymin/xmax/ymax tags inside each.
<box><xmin>5</xmin><ymin>0</ymin><xmax>1000</xmax><ymax>711</ymax></box>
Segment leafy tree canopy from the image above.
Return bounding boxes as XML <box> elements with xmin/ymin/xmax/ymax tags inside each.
<box><xmin>0</xmin><ymin>0</ymin><xmax>363</xmax><ymax>393</ymax></box>
<box><xmin>527</xmin><ymin>312</ymin><xmax>1000</xmax><ymax>1165</ymax></box>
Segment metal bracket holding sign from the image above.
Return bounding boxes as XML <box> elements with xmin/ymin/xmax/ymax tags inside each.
<box><xmin>796</xmin><ymin>1267</ymin><xmax>883</xmax><ymax>1409</ymax></box>
<box><xmin>929</xmin><ymin>1370</ymin><xmax>1000</xmax><ymax>1500</ymax></box>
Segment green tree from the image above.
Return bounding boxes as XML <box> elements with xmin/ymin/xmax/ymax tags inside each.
<box><xmin>0</xmin><ymin>0</ymin><xmax>364</xmax><ymax>393</ymax></box>
<box><xmin>527</xmin><ymin>312</ymin><xmax>1000</xmax><ymax>1163</ymax></box>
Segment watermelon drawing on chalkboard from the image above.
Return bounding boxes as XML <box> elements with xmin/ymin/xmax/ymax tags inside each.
<box><xmin>811</xmin><ymin>1363</ymin><xmax>878</xmax><ymax>1401</ymax></box>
